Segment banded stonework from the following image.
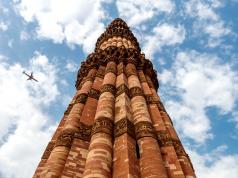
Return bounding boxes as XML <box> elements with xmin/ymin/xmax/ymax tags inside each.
<box><xmin>33</xmin><ymin>18</ymin><xmax>196</xmax><ymax>178</ymax></box>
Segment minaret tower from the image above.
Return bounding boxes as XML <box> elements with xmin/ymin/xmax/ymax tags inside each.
<box><xmin>33</xmin><ymin>18</ymin><xmax>196</xmax><ymax>178</ymax></box>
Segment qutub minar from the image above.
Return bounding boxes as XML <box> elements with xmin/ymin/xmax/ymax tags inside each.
<box><xmin>33</xmin><ymin>18</ymin><xmax>196</xmax><ymax>178</ymax></box>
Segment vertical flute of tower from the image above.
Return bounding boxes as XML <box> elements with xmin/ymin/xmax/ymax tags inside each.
<box><xmin>145</xmin><ymin>75</ymin><xmax>196</xmax><ymax>178</ymax></box>
<box><xmin>36</xmin><ymin>69</ymin><xmax>97</xmax><ymax>178</ymax></box>
<box><xmin>112</xmin><ymin>62</ymin><xmax>140</xmax><ymax>177</ymax></box>
<box><xmin>33</xmin><ymin>18</ymin><xmax>196</xmax><ymax>178</ymax></box>
<box><xmin>142</xmin><ymin>74</ymin><xmax>186</xmax><ymax>178</ymax></box>
<box><xmin>126</xmin><ymin>62</ymin><xmax>168</xmax><ymax>178</ymax></box>
<box><xmin>82</xmin><ymin>61</ymin><xmax>117</xmax><ymax>177</ymax></box>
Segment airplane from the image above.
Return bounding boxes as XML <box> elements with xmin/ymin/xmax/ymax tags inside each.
<box><xmin>22</xmin><ymin>71</ymin><xmax>38</xmax><ymax>82</ymax></box>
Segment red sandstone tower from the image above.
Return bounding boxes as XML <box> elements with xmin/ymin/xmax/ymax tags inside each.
<box><xmin>33</xmin><ymin>18</ymin><xmax>196</xmax><ymax>178</ymax></box>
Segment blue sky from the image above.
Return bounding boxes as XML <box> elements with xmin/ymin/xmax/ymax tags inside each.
<box><xmin>0</xmin><ymin>0</ymin><xmax>238</xmax><ymax>177</ymax></box>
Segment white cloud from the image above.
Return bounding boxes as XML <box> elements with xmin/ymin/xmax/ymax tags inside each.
<box><xmin>160</xmin><ymin>50</ymin><xmax>238</xmax><ymax>143</ymax></box>
<box><xmin>185</xmin><ymin>0</ymin><xmax>231</xmax><ymax>47</ymax></box>
<box><xmin>116</xmin><ymin>0</ymin><xmax>175</xmax><ymax>26</ymax></box>
<box><xmin>20</xmin><ymin>30</ymin><xmax>30</xmax><ymax>40</ymax></box>
<box><xmin>143</xmin><ymin>23</ymin><xmax>186</xmax><ymax>58</ymax></box>
<box><xmin>0</xmin><ymin>4</ymin><xmax>9</xmax><ymax>14</ymax></box>
<box><xmin>0</xmin><ymin>21</ymin><xmax>8</xmax><ymax>31</ymax></box>
<box><xmin>14</xmin><ymin>0</ymin><xmax>111</xmax><ymax>53</ymax></box>
<box><xmin>188</xmin><ymin>146</ymin><xmax>238</xmax><ymax>178</ymax></box>
<box><xmin>0</xmin><ymin>53</ymin><xmax>59</xmax><ymax>178</ymax></box>
<box><xmin>7</xmin><ymin>39</ymin><xmax>13</xmax><ymax>48</ymax></box>
<box><xmin>65</xmin><ymin>60</ymin><xmax>77</xmax><ymax>72</ymax></box>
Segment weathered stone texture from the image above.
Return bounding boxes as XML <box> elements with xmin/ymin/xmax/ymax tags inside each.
<box><xmin>34</xmin><ymin>18</ymin><xmax>196</xmax><ymax>178</ymax></box>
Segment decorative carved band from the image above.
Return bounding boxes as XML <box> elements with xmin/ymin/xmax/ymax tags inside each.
<box><xmin>114</xmin><ymin>118</ymin><xmax>135</xmax><ymax>139</ymax></box>
<box><xmin>130</xmin><ymin>87</ymin><xmax>144</xmax><ymax>98</ymax></box>
<box><xmin>145</xmin><ymin>94</ymin><xmax>159</xmax><ymax>104</ymax></box>
<box><xmin>88</xmin><ymin>88</ymin><xmax>100</xmax><ymax>100</ymax></box>
<box><xmin>138</xmin><ymin>71</ymin><xmax>147</xmax><ymax>83</ymax></box>
<box><xmin>91</xmin><ymin>117</ymin><xmax>114</xmax><ymax>136</ymax></box>
<box><xmin>96</xmin><ymin>67</ymin><xmax>105</xmax><ymax>79</ymax></box>
<box><xmin>127</xmin><ymin>57</ymin><xmax>138</xmax><ymax>66</ymax></box>
<box><xmin>75</xmin><ymin>47</ymin><xmax>159</xmax><ymax>91</ymax></box>
<box><xmin>100</xmin><ymin>84</ymin><xmax>116</xmax><ymax>95</ymax></box>
<box><xmin>173</xmin><ymin>139</ymin><xmax>187</xmax><ymax>156</ymax></box>
<box><xmin>41</xmin><ymin>141</ymin><xmax>55</xmax><ymax>159</ymax></box>
<box><xmin>75</xmin><ymin>93</ymin><xmax>88</xmax><ymax>104</ymax></box>
<box><xmin>116</xmin><ymin>84</ymin><xmax>130</xmax><ymax>97</ymax></box>
<box><xmin>135</xmin><ymin>121</ymin><xmax>157</xmax><ymax>140</ymax></box>
<box><xmin>157</xmin><ymin>101</ymin><xmax>166</xmax><ymax>112</ymax></box>
<box><xmin>64</xmin><ymin>104</ymin><xmax>74</xmax><ymax>115</ymax></box>
<box><xmin>157</xmin><ymin>130</ymin><xmax>173</xmax><ymax>147</ymax></box>
<box><xmin>55</xmin><ymin>128</ymin><xmax>76</xmax><ymax>148</ymax></box>
<box><xmin>105</xmin><ymin>66</ymin><xmax>117</xmax><ymax>75</ymax></box>
<box><xmin>74</xmin><ymin>122</ymin><xmax>92</xmax><ymax>142</ymax></box>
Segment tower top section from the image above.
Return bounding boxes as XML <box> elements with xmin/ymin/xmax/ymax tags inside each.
<box><xmin>95</xmin><ymin>18</ymin><xmax>141</xmax><ymax>52</ymax></box>
<box><xmin>75</xmin><ymin>18</ymin><xmax>159</xmax><ymax>91</ymax></box>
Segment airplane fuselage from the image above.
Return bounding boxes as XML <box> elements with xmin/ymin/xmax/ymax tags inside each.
<box><xmin>23</xmin><ymin>71</ymin><xmax>38</xmax><ymax>82</ymax></box>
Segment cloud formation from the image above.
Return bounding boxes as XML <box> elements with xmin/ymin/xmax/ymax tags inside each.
<box><xmin>189</xmin><ymin>145</ymin><xmax>238</xmax><ymax>178</ymax></box>
<box><xmin>116</xmin><ymin>0</ymin><xmax>174</xmax><ymax>26</ymax></box>
<box><xmin>143</xmin><ymin>23</ymin><xmax>186</xmax><ymax>58</ymax></box>
<box><xmin>0</xmin><ymin>53</ymin><xmax>58</xmax><ymax>178</ymax></box>
<box><xmin>184</xmin><ymin>0</ymin><xmax>231</xmax><ymax>47</ymax></box>
<box><xmin>14</xmin><ymin>0</ymin><xmax>111</xmax><ymax>53</ymax></box>
<box><xmin>160</xmin><ymin>50</ymin><xmax>238</xmax><ymax>143</ymax></box>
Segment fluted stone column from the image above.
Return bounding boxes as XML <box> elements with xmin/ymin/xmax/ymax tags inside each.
<box><xmin>126</xmin><ymin>63</ymin><xmax>168</xmax><ymax>178</ymax></box>
<box><xmin>60</xmin><ymin>67</ymin><xmax>104</xmax><ymax>178</ymax></box>
<box><xmin>140</xmin><ymin>72</ymin><xmax>185</xmax><ymax>178</ymax></box>
<box><xmin>158</xmin><ymin>102</ymin><xmax>196</xmax><ymax>178</ymax></box>
<box><xmin>113</xmin><ymin>62</ymin><xmax>140</xmax><ymax>178</ymax></box>
<box><xmin>39</xmin><ymin>69</ymin><xmax>97</xmax><ymax>178</ymax></box>
<box><xmin>83</xmin><ymin>61</ymin><xmax>117</xmax><ymax>178</ymax></box>
<box><xmin>145</xmin><ymin>74</ymin><xmax>196</xmax><ymax>178</ymax></box>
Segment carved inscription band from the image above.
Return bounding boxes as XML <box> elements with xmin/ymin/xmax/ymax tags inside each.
<box><xmin>116</xmin><ymin>85</ymin><xmax>144</xmax><ymax>99</ymax></box>
<box><xmin>88</xmin><ymin>88</ymin><xmax>100</xmax><ymax>100</ymax></box>
<box><xmin>47</xmin><ymin>124</ymin><xmax>184</xmax><ymax>159</ymax></box>
<box><xmin>75</xmin><ymin>93</ymin><xmax>88</xmax><ymax>104</ymax></box>
<box><xmin>145</xmin><ymin>94</ymin><xmax>159</xmax><ymax>105</ymax></box>
<box><xmin>91</xmin><ymin>117</ymin><xmax>114</xmax><ymax>136</ymax></box>
<box><xmin>116</xmin><ymin>84</ymin><xmax>130</xmax><ymax>97</ymax></box>
<box><xmin>74</xmin><ymin>122</ymin><xmax>92</xmax><ymax>142</ymax></box>
<box><xmin>135</xmin><ymin>121</ymin><xmax>157</xmax><ymax>140</ymax></box>
<box><xmin>55</xmin><ymin>128</ymin><xmax>76</xmax><ymax>148</ymax></box>
<box><xmin>130</xmin><ymin>87</ymin><xmax>144</xmax><ymax>98</ymax></box>
<box><xmin>114</xmin><ymin>118</ymin><xmax>135</xmax><ymax>139</ymax></box>
<box><xmin>173</xmin><ymin>139</ymin><xmax>187</xmax><ymax>156</ymax></box>
<box><xmin>100</xmin><ymin>84</ymin><xmax>116</xmax><ymax>95</ymax></box>
<box><xmin>157</xmin><ymin>130</ymin><xmax>187</xmax><ymax>157</ymax></box>
<box><xmin>157</xmin><ymin>100</ymin><xmax>166</xmax><ymax>112</ymax></box>
<box><xmin>157</xmin><ymin>130</ymin><xmax>173</xmax><ymax>147</ymax></box>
